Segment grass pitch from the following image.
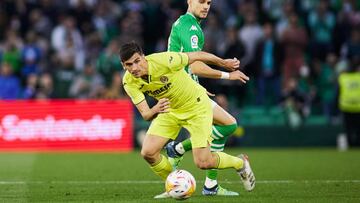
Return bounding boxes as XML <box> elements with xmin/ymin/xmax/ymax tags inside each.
<box><xmin>0</xmin><ymin>148</ymin><xmax>360</xmax><ymax>202</ymax></box>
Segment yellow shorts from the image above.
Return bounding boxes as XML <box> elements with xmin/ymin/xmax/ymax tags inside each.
<box><xmin>147</xmin><ymin>95</ymin><xmax>213</xmax><ymax>148</ymax></box>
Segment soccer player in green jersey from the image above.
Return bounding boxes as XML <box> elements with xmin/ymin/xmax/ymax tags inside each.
<box><xmin>120</xmin><ymin>41</ymin><xmax>255</xmax><ymax>199</ymax></box>
<box><xmin>165</xmin><ymin>0</ymin><xmax>251</xmax><ymax>196</ymax></box>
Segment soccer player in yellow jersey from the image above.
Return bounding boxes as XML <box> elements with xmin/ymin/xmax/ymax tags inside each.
<box><xmin>166</xmin><ymin>0</ymin><xmax>251</xmax><ymax>196</ymax></box>
<box><xmin>120</xmin><ymin>42</ymin><xmax>255</xmax><ymax>198</ymax></box>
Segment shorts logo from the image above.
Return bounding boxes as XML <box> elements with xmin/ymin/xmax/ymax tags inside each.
<box><xmin>160</xmin><ymin>76</ymin><xmax>169</xmax><ymax>83</ymax></box>
<box><xmin>191</xmin><ymin>35</ymin><xmax>198</xmax><ymax>49</ymax></box>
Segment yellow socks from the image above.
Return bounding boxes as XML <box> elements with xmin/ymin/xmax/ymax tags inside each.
<box><xmin>215</xmin><ymin>152</ymin><xmax>244</xmax><ymax>170</ymax></box>
<box><xmin>149</xmin><ymin>152</ymin><xmax>243</xmax><ymax>180</ymax></box>
<box><xmin>149</xmin><ymin>154</ymin><xmax>172</xmax><ymax>180</ymax></box>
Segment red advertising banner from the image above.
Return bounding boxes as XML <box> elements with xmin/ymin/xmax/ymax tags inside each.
<box><xmin>0</xmin><ymin>100</ymin><xmax>133</xmax><ymax>152</ymax></box>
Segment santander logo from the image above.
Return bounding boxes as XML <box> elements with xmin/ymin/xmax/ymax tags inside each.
<box><xmin>0</xmin><ymin>115</ymin><xmax>126</xmax><ymax>141</ymax></box>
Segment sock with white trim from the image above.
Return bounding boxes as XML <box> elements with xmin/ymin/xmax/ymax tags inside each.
<box><xmin>205</xmin><ymin>124</ymin><xmax>237</xmax><ymax>186</ymax></box>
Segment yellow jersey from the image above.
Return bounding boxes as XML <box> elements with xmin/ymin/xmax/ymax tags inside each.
<box><xmin>338</xmin><ymin>72</ymin><xmax>360</xmax><ymax>112</ymax></box>
<box><xmin>123</xmin><ymin>52</ymin><xmax>208</xmax><ymax>111</ymax></box>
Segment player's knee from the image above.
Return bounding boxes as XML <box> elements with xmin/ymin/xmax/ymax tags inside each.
<box><xmin>229</xmin><ymin>116</ymin><xmax>237</xmax><ymax>126</ymax></box>
<box><xmin>140</xmin><ymin>148</ymin><xmax>158</xmax><ymax>163</ymax></box>
<box><xmin>195</xmin><ymin>161</ymin><xmax>213</xmax><ymax>170</ymax></box>
<box><xmin>194</xmin><ymin>159</ymin><xmax>215</xmax><ymax>169</ymax></box>
<box><xmin>228</xmin><ymin>121</ymin><xmax>237</xmax><ymax>133</ymax></box>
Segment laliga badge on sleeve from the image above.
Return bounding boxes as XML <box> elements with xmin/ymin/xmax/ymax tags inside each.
<box><xmin>191</xmin><ymin>35</ymin><xmax>198</xmax><ymax>49</ymax></box>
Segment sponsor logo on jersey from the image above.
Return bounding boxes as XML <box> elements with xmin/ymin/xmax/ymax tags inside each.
<box><xmin>160</xmin><ymin>76</ymin><xmax>169</xmax><ymax>83</ymax></box>
<box><xmin>191</xmin><ymin>35</ymin><xmax>198</xmax><ymax>49</ymax></box>
<box><xmin>144</xmin><ymin>83</ymin><xmax>172</xmax><ymax>96</ymax></box>
<box><xmin>190</xmin><ymin>25</ymin><xmax>198</xmax><ymax>31</ymax></box>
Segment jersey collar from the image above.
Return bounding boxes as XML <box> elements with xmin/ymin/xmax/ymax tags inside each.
<box><xmin>142</xmin><ymin>57</ymin><xmax>152</xmax><ymax>83</ymax></box>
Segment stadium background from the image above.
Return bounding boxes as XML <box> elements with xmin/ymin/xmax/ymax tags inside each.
<box><xmin>0</xmin><ymin>0</ymin><xmax>359</xmax><ymax>202</ymax></box>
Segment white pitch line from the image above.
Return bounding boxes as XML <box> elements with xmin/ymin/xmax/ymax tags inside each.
<box><xmin>0</xmin><ymin>180</ymin><xmax>360</xmax><ymax>185</ymax></box>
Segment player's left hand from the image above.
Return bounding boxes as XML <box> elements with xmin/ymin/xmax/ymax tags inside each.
<box><xmin>223</xmin><ymin>57</ymin><xmax>240</xmax><ymax>71</ymax></box>
<box><xmin>155</xmin><ymin>98</ymin><xmax>170</xmax><ymax>113</ymax></box>
<box><xmin>229</xmin><ymin>70</ymin><xmax>249</xmax><ymax>83</ymax></box>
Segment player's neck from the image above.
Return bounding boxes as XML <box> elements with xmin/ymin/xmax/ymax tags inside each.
<box><xmin>141</xmin><ymin>75</ymin><xmax>150</xmax><ymax>83</ymax></box>
<box><xmin>186</xmin><ymin>12</ymin><xmax>202</xmax><ymax>23</ymax></box>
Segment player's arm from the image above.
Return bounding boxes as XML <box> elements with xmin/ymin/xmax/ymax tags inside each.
<box><xmin>166</xmin><ymin>51</ymin><xmax>248</xmax><ymax>82</ymax></box>
<box><xmin>190</xmin><ymin>61</ymin><xmax>249</xmax><ymax>83</ymax></box>
<box><xmin>135</xmin><ymin>98</ymin><xmax>170</xmax><ymax>121</ymax></box>
<box><xmin>186</xmin><ymin>51</ymin><xmax>248</xmax><ymax>79</ymax></box>
<box><xmin>123</xmin><ymin>75</ymin><xmax>170</xmax><ymax>121</ymax></box>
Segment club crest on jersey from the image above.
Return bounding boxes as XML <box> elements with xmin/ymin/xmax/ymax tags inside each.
<box><xmin>191</xmin><ymin>35</ymin><xmax>198</xmax><ymax>49</ymax></box>
<box><xmin>160</xmin><ymin>76</ymin><xmax>169</xmax><ymax>83</ymax></box>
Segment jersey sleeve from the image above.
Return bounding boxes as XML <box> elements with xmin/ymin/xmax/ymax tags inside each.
<box><xmin>123</xmin><ymin>74</ymin><xmax>145</xmax><ymax>105</ymax></box>
<box><xmin>165</xmin><ymin>52</ymin><xmax>189</xmax><ymax>72</ymax></box>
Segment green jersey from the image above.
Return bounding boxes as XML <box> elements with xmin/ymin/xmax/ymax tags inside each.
<box><xmin>168</xmin><ymin>13</ymin><xmax>204</xmax><ymax>83</ymax></box>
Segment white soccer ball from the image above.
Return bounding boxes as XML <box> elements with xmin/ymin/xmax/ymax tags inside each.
<box><xmin>165</xmin><ymin>169</ymin><xmax>196</xmax><ymax>200</ymax></box>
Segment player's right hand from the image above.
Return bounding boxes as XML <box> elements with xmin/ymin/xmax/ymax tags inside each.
<box><xmin>223</xmin><ymin>57</ymin><xmax>240</xmax><ymax>71</ymax></box>
<box><xmin>206</xmin><ymin>91</ymin><xmax>215</xmax><ymax>97</ymax></box>
<box><xmin>155</xmin><ymin>98</ymin><xmax>170</xmax><ymax>113</ymax></box>
<box><xmin>229</xmin><ymin>70</ymin><xmax>250</xmax><ymax>83</ymax></box>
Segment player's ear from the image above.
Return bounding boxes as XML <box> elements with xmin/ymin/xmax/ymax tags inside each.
<box><xmin>120</xmin><ymin>62</ymin><xmax>125</xmax><ymax>69</ymax></box>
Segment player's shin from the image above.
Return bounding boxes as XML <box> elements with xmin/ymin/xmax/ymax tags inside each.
<box><xmin>204</xmin><ymin>138</ymin><xmax>226</xmax><ymax>188</ymax></box>
<box><xmin>149</xmin><ymin>154</ymin><xmax>173</xmax><ymax>180</ymax></box>
<box><xmin>214</xmin><ymin>152</ymin><xmax>244</xmax><ymax>170</ymax></box>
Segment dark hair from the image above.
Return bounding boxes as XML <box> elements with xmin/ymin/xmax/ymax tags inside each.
<box><xmin>119</xmin><ymin>41</ymin><xmax>143</xmax><ymax>62</ymax></box>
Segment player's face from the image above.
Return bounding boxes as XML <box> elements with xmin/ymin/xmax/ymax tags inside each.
<box><xmin>122</xmin><ymin>53</ymin><xmax>148</xmax><ymax>78</ymax></box>
<box><xmin>188</xmin><ymin>0</ymin><xmax>211</xmax><ymax>19</ymax></box>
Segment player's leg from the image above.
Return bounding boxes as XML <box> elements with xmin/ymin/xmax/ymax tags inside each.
<box><xmin>204</xmin><ymin>104</ymin><xmax>238</xmax><ymax>195</ymax></box>
<box><xmin>192</xmin><ymin>147</ymin><xmax>241</xmax><ymax>169</ymax></box>
<box><xmin>166</xmin><ymin>102</ymin><xmax>240</xmax><ymax>195</ymax></box>
<box><xmin>146</xmin><ymin>113</ymin><xmax>182</xmax><ymax>199</ymax></box>
<box><xmin>211</xmin><ymin>108</ymin><xmax>255</xmax><ymax>192</ymax></box>
<box><xmin>186</xmin><ymin>97</ymin><xmax>239</xmax><ymax>171</ymax></box>
<box><xmin>143</xmin><ymin>134</ymin><xmax>174</xmax><ymax>199</ymax></box>
<box><xmin>188</xmin><ymin>121</ymin><xmax>243</xmax><ymax>172</ymax></box>
<box><xmin>141</xmin><ymin>134</ymin><xmax>172</xmax><ymax>180</ymax></box>
<box><xmin>165</xmin><ymin>102</ymin><xmax>237</xmax><ymax>167</ymax></box>
<box><xmin>191</xmin><ymin>146</ymin><xmax>255</xmax><ymax>191</ymax></box>
<box><xmin>186</xmin><ymin>101</ymin><xmax>255</xmax><ymax>192</ymax></box>
<box><xmin>209</xmin><ymin>102</ymin><xmax>238</xmax><ymax>157</ymax></box>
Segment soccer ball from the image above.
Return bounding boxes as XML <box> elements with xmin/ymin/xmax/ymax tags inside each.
<box><xmin>165</xmin><ymin>169</ymin><xmax>196</xmax><ymax>199</ymax></box>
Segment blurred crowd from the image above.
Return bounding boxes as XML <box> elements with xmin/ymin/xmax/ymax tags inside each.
<box><xmin>0</xmin><ymin>0</ymin><xmax>359</xmax><ymax>123</ymax></box>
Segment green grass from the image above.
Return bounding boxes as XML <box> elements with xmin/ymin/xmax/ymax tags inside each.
<box><xmin>0</xmin><ymin>148</ymin><xmax>360</xmax><ymax>202</ymax></box>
